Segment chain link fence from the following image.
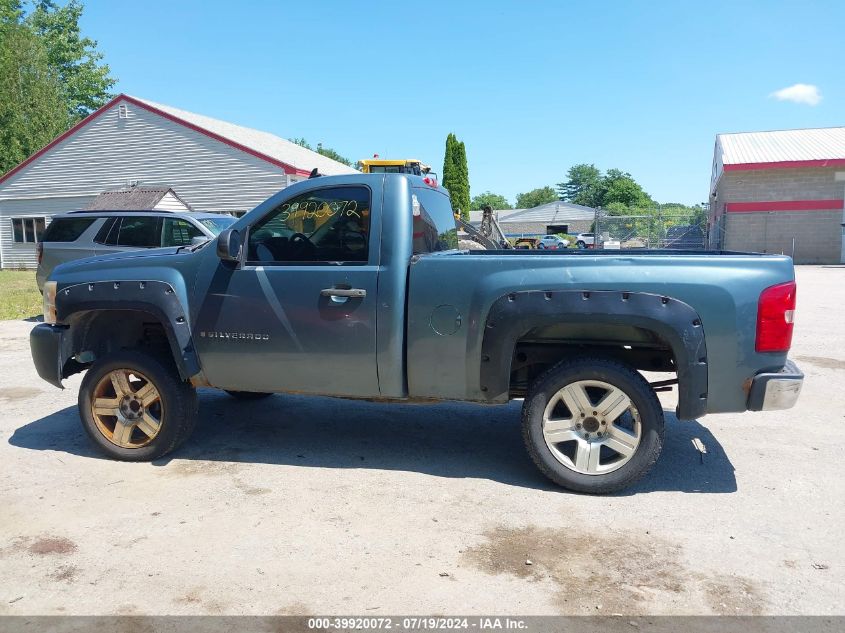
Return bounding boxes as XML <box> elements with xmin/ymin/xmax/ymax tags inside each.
<box><xmin>593</xmin><ymin>208</ymin><xmax>709</xmax><ymax>250</ymax></box>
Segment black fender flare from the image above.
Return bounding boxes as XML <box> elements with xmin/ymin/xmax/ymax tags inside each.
<box><xmin>55</xmin><ymin>280</ymin><xmax>201</xmax><ymax>381</ymax></box>
<box><xmin>479</xmin><ymin>290</ymin><xmax>708</xmax><ymax>420</ymax></box>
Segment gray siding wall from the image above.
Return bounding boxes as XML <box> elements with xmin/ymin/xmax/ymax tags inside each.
<box><xmin>498</xmin><ymin>220</ymin><xmax>592</xmax><ymax>236</ymax></box>
<box><xmin>0</xmin><ymin>196</ymin><xmax>94</xmax><ymax>269</ymax></box>
<box><xmin>153</xmin><ymin>192</ymin><xmax>190</xmax><ymax>212</ymax></box>
<box><xmin>0</xmin><ymin>100</ymin><xmax>290</xmax><ymax>214</ymax></box>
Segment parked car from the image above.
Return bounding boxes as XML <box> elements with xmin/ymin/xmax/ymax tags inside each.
<box><xmin>537</xmin><ymin>235</ymin><xmax>570</xmax><ymax>249</ymax></box>
<box><xmin>575</xmin><ymin>233</ymin><xmax>597</xmax><ymax>248</ymax></box>
<box><xmin>36</xmin><ymin>211</ymin><xmax>236</xmax><ymax>291</ymax></box>
<box><xmin>31</xmin><ymin>173</ymin><xmax>803</xmax><ymax>494</ymax></box>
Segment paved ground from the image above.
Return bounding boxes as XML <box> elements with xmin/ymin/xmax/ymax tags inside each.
<box><xmin>0</xmin><ymin>266</ymin><xmax>842</xmax><ymax>616</ymax></box>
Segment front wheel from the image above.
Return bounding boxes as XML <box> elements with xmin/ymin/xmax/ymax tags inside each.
<box><xmin>78</xmin><ymin>350</ymin><xmax>198</xmax><ymax>461</ymax></box>
<box><xmin>522</xmin><ymin>357</ymin><xmax>664</xmax><ymax>494</ymax></box>
<box><xmin>576</xmin><ymin>240</ymin><xmax>586</xmax><ymax>249</ymax></box>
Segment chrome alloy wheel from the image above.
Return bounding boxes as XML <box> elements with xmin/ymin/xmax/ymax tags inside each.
<box><xmin>542</xmin><ymin>379</ymin><xmax>642</xmax><ymax>475</ymax></box>
<box><xmin>91</xmin><ymin>369</ymin><xmax>163</xmax><ymax>448</ymax></box>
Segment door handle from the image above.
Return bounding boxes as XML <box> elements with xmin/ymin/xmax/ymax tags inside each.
<box><xmin>320</xmin><ymin>288</ymin><xmax>367</xmax><ymax>298</ymax></box>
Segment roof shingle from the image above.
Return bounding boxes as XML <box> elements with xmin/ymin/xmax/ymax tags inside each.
<box><xmin>85</xmin><ymin>186</ymin><xmax>188</xmax><ymax>210</ymax></box>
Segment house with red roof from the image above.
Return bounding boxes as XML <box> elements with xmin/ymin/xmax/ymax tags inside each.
<box><xmin>709</xmin><ymin>127</ymin><xmax>845</xmax><ymax>264</ymax></box>
<box><xmin>0</xmin><ymin>94</ymin><xmax>356</xmax><ymax>269</ymax></box>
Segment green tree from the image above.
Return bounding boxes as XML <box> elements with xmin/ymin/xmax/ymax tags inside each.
<box><xmin>470</xmin><ymin>191</ymin><xmax>512</xmax><ymax>210</ymax></box>
<box><xmin>289</xmin><ymin>137</ymin><xmax>311</xmax><ymax>149</ymax></box>
<box><xmin>601</xmin><ymin>168</ymin><xmax>653</xmax><ymax>209</ymax></box>
<box><xmin>442</xmin><ymin>134</ymin><xmax>455</xmax><ymax>196</ymax></box>
<box><xmin>0</xmin><ymin>8</ymin><xmax>68</xmax><ymax>174</ymax></box>
<box><xmin>315</xmin><ymin>142</ymin><xmax>353</xmax><ymax>167</ymax></box>
<box><xmin>556</xmin><ymin>163</ymin><xmax>603</xmax><ymax>207</ymax></box>
<box><xmin>288</xmin><ymin>137</ymin><xmax>354</xmax><ymax>167</ymax></box>
<box><xmin>516</xmin><ymin>186</ymin><xmax>558</xmax><ymax>209</ymax></box>
<box><xmin>27</xmin><ymin>0</ymin><xmax>115</xmax><ymax>121</ymax></box>
<box><xmin>1</xmin><ymin>0</ymin><xmax>22</xmax><ymax>22</ymax></box>
<box><xmin>442</xmin><ymin>133</ymin><xmax>470</xmax><ymax>220</ymax></box>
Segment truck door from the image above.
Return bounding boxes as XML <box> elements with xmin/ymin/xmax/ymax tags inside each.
<box><xmin>193</xmin><ymin>184</ymin><xmax>381</xmax><ymax>397</ymax></box>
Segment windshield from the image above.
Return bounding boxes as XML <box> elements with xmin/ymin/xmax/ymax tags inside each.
<box><xmin>367</xmin><ymin>164</ymin><xmax>422</xmax><ymax>175</ymax></box>
<box><xmin>198</xmin><ymin>216</ymin><xmax>236</xmax><ymax>235</ymax></box>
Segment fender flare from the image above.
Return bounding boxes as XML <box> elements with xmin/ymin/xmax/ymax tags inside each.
<box><xmin>479</xmin><ymin>290</ymin><xmax>708</xmax><ymax>420</ymax></box>
<box><xmin>55</xmin><ymin>280</ymin><xmax>201</xmax><ymax>380</ymax></box>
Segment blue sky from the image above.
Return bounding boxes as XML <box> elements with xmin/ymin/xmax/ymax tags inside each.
<box><xmin>80</xmin><ymin>0</ymin><xmax>844</xmax><ymax>206</ymax></box>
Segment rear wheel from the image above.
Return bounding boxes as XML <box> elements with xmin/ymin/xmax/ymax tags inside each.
<box><xmin>522</xmin><ymin>357</ymin><xmax>664</xmax><ymax>494</ymax></box>
<box><xmin>79</xmin><ymin>350</ymin><xmax>198</xmax><ymax>461</ymax></box>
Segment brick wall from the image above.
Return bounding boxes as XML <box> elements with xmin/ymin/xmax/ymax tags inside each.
<box><xmin>713</xmin><ymin>166</ymin><xmax>845</xmax><ymax>263</ymax></box>
<box><xmin>724</xmin><ymin>210</ymin><xmax>842</xmax><ymax>264</ymax></box>
<box><xmin>718</xmin><ymin>167</ymin><xmax>844</xmax><ymax>202</ymax></box>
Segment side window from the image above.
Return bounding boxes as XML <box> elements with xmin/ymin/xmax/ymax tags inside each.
<box><xmin>162</xmin><ymin>218</ymin><xmax>203</xmax><ymax>247</ymax></box>
<box><xmin>11</xmin><ymin>217</ymin><xmax>46</xmax><ymax>243</ymax></box>
<box><xmin>93</xmin><ymin>218</ymin><xmax>117</xmax><ymax>244</ymax></box>
<box><xmin>410</xmin><ymin>188</ymin><xmax>458</xmax><ymax>254</ymax></box>
<box><xmin>41</xmin><ymin>217</ymin><xmax>96</xmax><ymax>242</ymax></box>
<box><xmin>247</xmin><ymin>186</ymin><xmax>371</xmax><ymax>264</ymax></box>
<box><xmin>117</xmin><ymin>217</ymin><xmax>161</xmax><ymax>247</ymax></box>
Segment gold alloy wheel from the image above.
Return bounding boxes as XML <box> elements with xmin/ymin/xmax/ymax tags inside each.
<box><xmin>91</xmin><ymin>369</ymin><xmax>164</xmax><ymax>448</ymax></box>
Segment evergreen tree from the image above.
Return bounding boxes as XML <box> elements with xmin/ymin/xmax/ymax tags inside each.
<box><xmin>442</xmin><ymin>133</ymin><xmax>470</xmax><ymax>220</ymax></box>
<box><xmin>442</xmin><ymin>133</ymin><xmax>456</xmax><ymax>197</ymax></box>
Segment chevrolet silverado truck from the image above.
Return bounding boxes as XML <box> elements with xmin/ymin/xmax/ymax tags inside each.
<box><xmin>30</xmin><ymin>174</ymin><xmax>804</xmax><ymax>493</ymax></box>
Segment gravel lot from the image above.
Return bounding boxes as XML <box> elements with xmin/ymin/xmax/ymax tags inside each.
<box><xmin>0</xmin><ymin>266</ymin><xmax>842</xmax><ymax>616</ymax></box>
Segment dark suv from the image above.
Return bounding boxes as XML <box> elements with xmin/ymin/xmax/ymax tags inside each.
<box><xmin>36</xmin><ymin>211</ymin><xmax>236</xmax><ymax>291</ymax></box>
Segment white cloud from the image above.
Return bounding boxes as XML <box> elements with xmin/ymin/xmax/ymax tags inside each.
<box><xmin>769</xmin><ymin>83</ymin><xmax>822</xmax><ymax>106</ymax></box>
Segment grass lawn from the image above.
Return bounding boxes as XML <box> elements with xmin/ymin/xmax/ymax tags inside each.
<box><xmin>0</xmin><ymin>270</ymin><xmax>42</xmax><ymax>320</ymax></box>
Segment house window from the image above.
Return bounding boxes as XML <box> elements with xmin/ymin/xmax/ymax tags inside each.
<box><xmin>118</xmin><ymin>104</ymin><xmax>128</xmax><ymax>119</ymax></box>
<box><xmin>11</xmin><ymin>217</ymin><xmax>46</xmax><ymax>243</ymax></box>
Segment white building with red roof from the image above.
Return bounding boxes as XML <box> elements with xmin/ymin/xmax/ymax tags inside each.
<box><xmin>709</xmin><ymin>126</ymin><xmax>845</xmax><ymax>264</ymax></box>
<box><xmin>0</xmin><ymin>94</ymin><xmax>356</xmax><ymax>269</ymax></box>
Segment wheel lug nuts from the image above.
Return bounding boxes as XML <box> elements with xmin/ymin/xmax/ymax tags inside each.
<box><xmin>576</xmin><ymin>423</ymin><xmax>582</xmax><ymax>429</ymax></box>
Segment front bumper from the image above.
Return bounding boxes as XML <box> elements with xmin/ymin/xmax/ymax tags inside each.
<box><xmin>30</xmin><ymin>323</ymin><xmax>68</xmax><ymax>389</ymax></box>
<box><xmin>747</xmin><ymin>359</ymin><xmax>804</xmax><ymax>411</ymax></box>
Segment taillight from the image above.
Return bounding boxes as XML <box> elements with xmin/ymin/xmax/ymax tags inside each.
<box><xmin>36</xmin><ymin>241</ymin><xmax>43</xmax><ymax>265</ymax></box>
<box><xmin>756</xmin><ymin>281</ymin><xmax>796</xmax><ymax>353</ymax></box>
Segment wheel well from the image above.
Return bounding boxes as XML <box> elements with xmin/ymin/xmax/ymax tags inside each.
<box><xmin>62</xmin><ymin>310</ymin><xmax>176</xmax><ymax>378</ymax></box>
<box><xmin>507</xmin><ymin>324</ymin><xmax>676</xmax><ymax>398</ymax></box>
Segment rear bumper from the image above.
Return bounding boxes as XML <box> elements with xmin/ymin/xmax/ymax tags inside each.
<box><xmin>30</xmin><ymin>323</ymin><xmax>67</xmax><ymax>389</ymax></box>
<box><xmin>747</xmin><ymin>359</ymin><xmax>803</xmax><ymax>411</ymax></box>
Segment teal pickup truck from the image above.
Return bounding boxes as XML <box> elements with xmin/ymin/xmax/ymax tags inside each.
<box><xmin>30</xmin><ymin>174</ymin><xmax>803</xmax><ymax>493</ymax></box>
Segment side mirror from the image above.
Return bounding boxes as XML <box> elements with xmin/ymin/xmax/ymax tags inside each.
<box><xmin>216</xmin><ymin>228</ymin><xmax>242</xmax><ymax>262</ymax></box>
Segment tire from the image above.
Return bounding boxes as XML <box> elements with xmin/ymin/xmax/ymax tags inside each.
<box><xmin>225</xmin><ymin>390</ymin><xmax>273</xmax><ymax>400</ymax></box>
<box><xmin>78</xmin><ymin>349</ymin><xmax>198</xmax><ymax>461</ymax></box>
<box><xmin>576</xmin><ymin>240</ymin><xmax>586</xmax><ymax>249</ymax></box>
<box><xmin>537</xmin><ymin>243</ymin><xmax>545</xmax><ymax>249</ymax></box>
<box><xmin>522</xmin><ymin>357</ymin><xmax>664</xmax><ymax>494</ymax></box>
